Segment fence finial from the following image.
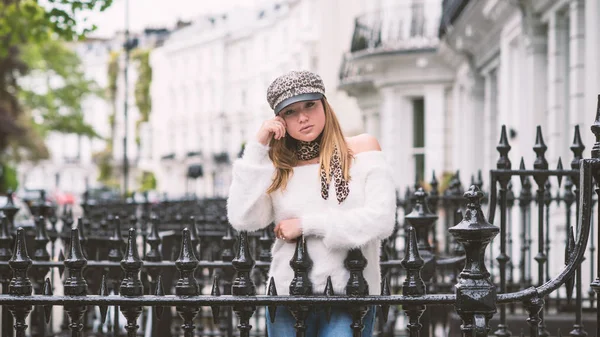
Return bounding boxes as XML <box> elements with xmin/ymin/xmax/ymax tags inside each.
<box><xmin>497</xmin><ymin>125</ymin><xmax>512</xmax><ymax>169</ymax></box>
<box><xmin>533</xmin><ymin>125</ymin><xmax>548</xmax><ymax>170</ymax></box>
<box><xmin>8</xmin><ymin>227</ymin><xmax>32</xmax><ymax>335</ymax></box>
<box><xmin>449</xmin><ymin>186</ymin><xmax>499</xmax><ymax>337</ymax></box>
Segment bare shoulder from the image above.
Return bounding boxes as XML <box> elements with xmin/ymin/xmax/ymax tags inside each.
<box><xmin>346</xmin><ymin>133</ymin><xmax>382</xmax><ymax>154</ymax></box>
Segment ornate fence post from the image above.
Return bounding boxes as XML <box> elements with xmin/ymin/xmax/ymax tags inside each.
<box><xmin>404</xmin><ymin>187</ymin><xmax>437</xmax><ymax>336</ymax></box>
<box><xmin>231</xmin><ymin>231</ymin><xmax>256</xmax><ymax>337</ymax></box>
<box><xmin>449</xmin><ymin>186</ymin><xmax>499</xmax><ymax>337</ymax></box>
<box><xmin>31</xmin><ymin>216</ymin><xmax>50</xmax><ymax>337</ymax></box>
<box><xmin>289</xmin><ymin>235</ymin><xmax>313</xmax><ymax>337</ymax></box>
<box><xmin>401</xmin><ymin>227</ymin><xmax>426</xmax><ymax>337</ymax></box>
<box><xmin>345</xmin><ymin>247</ymin><xmax>370</xmax><ymax>337</ymax></box>
<box><xmin>495</xmin><ymin>125</ymin><xmax>512</xmax><ymax>337</ymax></box>
<box><xmin>0</xmin><ymin>212</ymin><xmax>14</xmax><ymax>337</ymax></box>
<box><xmin>63</xmin><ymin>221</ymin><xmax>88</xmax><ymax>337</ymax></box>
<box><xmin>119</xmin><ymin>228</ymin><xmax>144</xmax><ymax>337</ymax></box>
<box><xmin>175</xmin><ymin>228</ymin><xmax>199</xmax><ymax>337</ymax></box>
<box><xmin>8</xmin><ymin>228</ymin><xmax>32</xmax><ymax>337</ymax></box>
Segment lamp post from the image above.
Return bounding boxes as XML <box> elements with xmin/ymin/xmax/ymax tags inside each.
<box><xmin>122</xmin><ymin>0</ymin><xmax>137</xmax><ymax>197</ymax></box>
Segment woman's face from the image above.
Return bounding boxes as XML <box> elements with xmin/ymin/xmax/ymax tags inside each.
<box><xmin>278</xmin><ymin>99</ymin><xmax>326</xmax><ymax>142</ymax></box>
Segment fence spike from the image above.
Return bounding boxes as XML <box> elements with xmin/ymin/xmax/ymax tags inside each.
<box><xmin>155</xmin><ymin>274</ymin><xmax>165</xmax><ymax>320</ymax></box>
<box><xmin>2</xmin><ymin>192</ymin><xmax>19</xmax><ymax>243</ymax></box>
<box><xmin>519</xmin><ymin>157</ymin><xmax>528</xmax><ymax>186</ymax></box>
<box><xmin>565</xmin><ymin>225</ymin><xmax>576</xmax><ymax>305</ymax></box>
<box><xmin>99</xmin><ymin>274</ymin><xmax>109</xmax><ymax>324</ymax></box>
<box><xmin>43</xmin><ymin>277</ymin><xmax>53</xmax><ymax>324</ymax></box>
<box><xmin>63</xmin><ymin>224</ymin><xmax>88</xmax><ymax>334</ymax></box>
<box><xmin>268</xmin><ymin>277</ymin><xmax>278</xmax><ymax>323</ymax></box>
<box><xmin>259</xmin><ymin>227</ymin><xmax>273</xmax><ymax>262</ymax></box>
<box><xmin>497</xmin><ymin>125</ymin><xmax>512</xmax><ymax>169</ymax></box>
<box><xmin>324</xmin><ymin>276</ymin><xmax>334</xmax><ymax>323</ymax></box>
<box><xmin>76</xmin><ymin>217</ymin><xmax>88</xmax><ymax>258</ymax></box>
<box><xmin>570</xmin><ymin>125</ymin><xmax>585</xmax><ymax>170</ymax></box>
<box><xmin>380</xmin><ymin>276</ymin><xmax>390</xmax><ymax>323</ymax></box>
<box><xmin>188</xmin><ymin>216</ymin><xmax>200</xmax><ymax>258</ymax></box>
<box><xmin>533</xmin><ymin>125</ymin><xmax>549</xmax><ymax>170</ymax></box>
<box><xmin>557</xmin><ymin>157</ymin><xmax>564</xmax><ymax>187</ymax></box>
<box><xmin>221</xmin><ymin>224</ymin><xmax>235</xmax><ymax>262</ymax></box>
<box><xmin>0</xmin><ymin>212</ymin><xmax>13</xmax><ymax>269</ymax></box>
<box><xmin>210</xmin><ymin>274</ymin><xmax>221</xmax><ymax>324</ymax></box>
<box><xmin>109</xmin><ymin>216</ymin><xmax>124</xmax><ymax>261</ymax></box>
<box><xmin>175</xmin><ymin>228</ymin><xmax>200</xmax><ymax>336</ymax></box>
<box><xmin>120</xmin><ymin>228</ymin><xmax>144</xmax><ymax>335</ymax></box>
<box><xmin>231</xmin><ymin>230</ymin><xmax>256</xmax><ymax>336</ymax></box>
<box><xmin>145</xmin><ymin>215</ymin><xmax>163</xmax><ymax>285</ymax></box>
<box><xmin>8</xmin><ymin>227</ymin><xmax>33</xmax><ymax>335</ymax></box>
<box><xmin>58</xmin><ymin>249</ymin><xmax>65</xmax><ymax>277</ymax></box>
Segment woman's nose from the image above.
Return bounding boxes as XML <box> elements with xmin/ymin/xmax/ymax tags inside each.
<box><xmin>298</xmin><ymin>111</ymin><xmax>309</xmax><ymax>122</ymax></box>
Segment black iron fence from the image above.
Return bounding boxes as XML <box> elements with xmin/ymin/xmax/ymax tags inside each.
<box><xmin>0</xmin><ymin>98</ymin><xmax>600</xmax><ymax>336</ymax></box>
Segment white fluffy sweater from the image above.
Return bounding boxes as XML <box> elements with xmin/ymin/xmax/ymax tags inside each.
<box><xmin>227</xmin><ymin>141</ymin><xmax>396</xmax><ymax>295</ymax></box>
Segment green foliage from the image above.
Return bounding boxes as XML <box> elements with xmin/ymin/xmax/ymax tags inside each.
<box><xmin>0</xmin><ymin>163</ymin><xmax>19</xmax><ymax>193</ymax></box>
<box><xmin>107</xmin><ymin>51</ymin><xmax>119</xmax><ymax>101</ymax></box>
<box><xmin>19</xmin><ymin>38</ymin><xmax>102</xmax><ymax>139</ymax></box>
<box><xmin>0</xmin><ymin>0</ymin><xmax>114</xmax><ymax>57</ymax></box>
<box><xmin>99</xmin><ymin>51</ymin><xmax>120</xmax><ymax>187</ymax></box>
<box><xmin>0</xmin><ymin>0</ymin><xmax>114</xmax><ymax>166</ymax></box>
<box><xmin>93</xmin><ymin>146</ymin><xmax>119</xmax><ymax>188</ymax></box>
<box><xmin>132</xmin><ymin>49</ymin><xmax>152</xmax><ymax>146</ymax></box>
<box><xmin>138</xmin><ymin>170</ymin><xmax>156</xmax><ymax>192</ymax></box>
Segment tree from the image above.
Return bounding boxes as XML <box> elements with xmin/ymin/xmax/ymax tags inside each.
<box><xmin>0</xmin><ymin>0</ymin><xmax>113</xmax><ymax>192</ymax></box>
<box><xmin>132</xmin><ymin>48</ymin><xmax>152</xmax><ymax>146</ymax></box>
<box><xmin>19</xmin><ymin>38</ymin><xmax>103</xmax><ymax>139</ymax></box>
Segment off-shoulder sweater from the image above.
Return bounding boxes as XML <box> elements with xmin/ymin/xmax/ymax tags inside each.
<box><xmin>226</xmin><ymin>141</ymin><xmax>397</xmax><ymax>295</ymax></box>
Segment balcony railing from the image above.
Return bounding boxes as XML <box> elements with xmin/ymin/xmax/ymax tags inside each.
<box><xmin>438</xmin><ymin>0</ymin><xmax>470</xmax><ymax>37</ymax></box>
<box><xmin>348</xmin><ymin>2</ymin><xmax>440</xmax><ymax>54</ymax></box>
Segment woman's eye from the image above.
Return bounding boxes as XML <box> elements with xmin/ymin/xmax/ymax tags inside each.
<box><xmin>284</xmin><ymin>110</ymin><xmax>294</xmax><ymax>116</ymax></box>
<box><xmin>306</xmin><ymin>102</ymin><xmax>315</xmax><ymax>108</ymax></box>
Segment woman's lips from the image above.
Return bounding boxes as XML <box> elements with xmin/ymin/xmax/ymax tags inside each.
<box><xmin>300</xmin><ymin>125</ymin><xmax>313</xmax><ymax>132</ymax></box>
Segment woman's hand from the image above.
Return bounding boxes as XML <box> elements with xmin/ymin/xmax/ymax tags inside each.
<box><xmin>256</xmin><ymin>116</ymin><xmax>286</xmax><ymax>145</ymax></box>
<box><xmin>274</xmin><ymin>218</ymin><xmax>302</xmax><ymax>243</ymax></box>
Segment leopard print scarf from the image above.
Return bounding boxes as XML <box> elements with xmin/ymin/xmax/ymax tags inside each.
<box><xmin>296</xmin><ymin>140</ymin><xmax>350</xmax><ymax>204</ymax></box>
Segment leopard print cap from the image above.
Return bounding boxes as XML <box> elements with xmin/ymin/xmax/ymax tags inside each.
<box><xmin>267</xmin><ymin>70</ymin><xmax>326</xmax><ymax>114</ymax></box>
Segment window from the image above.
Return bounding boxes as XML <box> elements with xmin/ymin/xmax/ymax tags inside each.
<box><xmin>412</xmin><ymin>98</ymin><xmax>425</xmax><ymax>183</ymax></box>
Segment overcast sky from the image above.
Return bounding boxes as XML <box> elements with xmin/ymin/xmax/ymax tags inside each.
<box><xmin>81</xmin><ymin>0</ymin><xmax>266</xmax><ymax>38</ymax></box>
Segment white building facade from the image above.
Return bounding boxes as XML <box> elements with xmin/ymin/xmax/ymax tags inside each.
<box><xmin>146</xmin><ymin>0</ymin><xmax>367</xmax><ymax>198</ymax></box>
<box><xmin>338</xmin><ymin>0</ymin><xmax>450</xmax><ymax>190</ymax></box>
<box><xmin>339</xmin><ymin>0</ymin><xmax>600</xmax><ymax>298</ymax></box>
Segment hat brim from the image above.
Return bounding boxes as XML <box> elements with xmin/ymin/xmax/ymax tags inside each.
<box><xmin>274</xmin><ymin>93</ymin><xmax>324</xmax><ymax>114</ymax></box>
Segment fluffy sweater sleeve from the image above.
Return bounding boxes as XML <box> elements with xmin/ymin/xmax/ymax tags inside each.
<box><xmin>226</xmin><ymin>141</ymin><xmax>275</xmax><ymax>232</ymax></box>
<box><xmin>300</xmin><ymin>153</ymin><xmax>396</xmax><ymax>250</ymax></box>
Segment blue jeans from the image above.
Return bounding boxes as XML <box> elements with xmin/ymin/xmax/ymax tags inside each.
<box><xmin>266</xmin><ymin>305</ymin><xmax>376</xmax><ymax>337</ymax></box>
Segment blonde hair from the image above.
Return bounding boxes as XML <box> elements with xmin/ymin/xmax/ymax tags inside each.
<box><xmin>266</xmin><ymin>98</ymin><xmax>353</xmax><ymax>194</ymax></box>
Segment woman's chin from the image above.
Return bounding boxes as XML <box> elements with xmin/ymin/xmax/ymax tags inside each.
<box><xmin>292</xmin><ymin>133</ymin><xmax>319</xmax><ymax>142</ymax></box>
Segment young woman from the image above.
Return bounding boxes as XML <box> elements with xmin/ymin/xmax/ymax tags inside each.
<box><xmin>227</xmin><ymin>70</ymin><xmax>396</xmax><ymax>336</ymax></box>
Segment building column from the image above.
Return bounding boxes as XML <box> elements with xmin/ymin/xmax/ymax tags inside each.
<box><xmin>379</xmin><ymin>87</ymin><xmax>412</xmax><ymax>189</ymax></box>
<box><xmin>482</xmin><ymin>70</ymin><xmax>499</xmax><ymax>177</ymax></box>
<box><xmin>546</xmin><ymin>11</ymin><xmax>568</xmax><ymax>165</ymax></box>
<box><xmin>522</xmin><ymin>18</ymin><xmax>548</xmax><ymax>157</ymax></box>
<box><xmin>452</xmin><ymin>73</ymin><xmax>484</xmax><ymax>182</ymax></box>
<box><xmin>424</xmin><ymin>84</ymin><xmax>446</xmax><ymax>179</ymax></box>
<box><xmin>569</xmin><ymin>0</ymin><xmax>586</xmax><ymax>131</ymax></box>
<box><xmin>365</xmin><ymin>108</ymin><xmax>381</xmax><ymax>139</ymax></box>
